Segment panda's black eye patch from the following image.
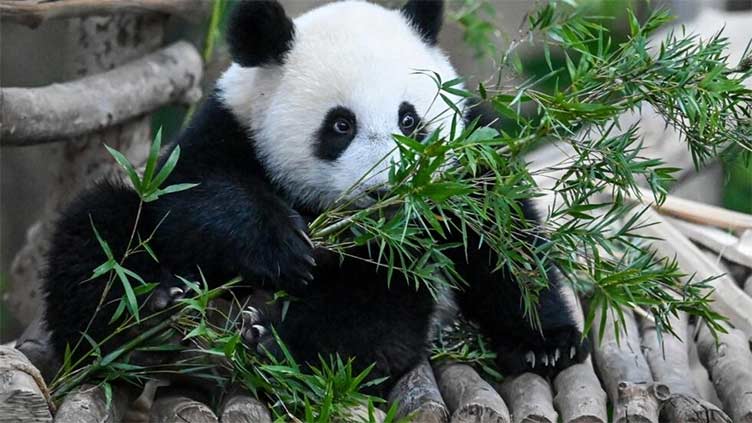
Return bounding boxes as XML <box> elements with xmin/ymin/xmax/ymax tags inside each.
<box><xmin>316</xmin><ymin>106</ymin><xmax>357</xmax><ymax>161</ymax></box>
<box><xmin>398</xmin><ymin>102</ymin><xmax>424</xmax><ymax>138</ymax></box>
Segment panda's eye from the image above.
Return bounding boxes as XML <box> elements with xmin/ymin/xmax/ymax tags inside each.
<box><xmin>333</xmin><ymin>118</ymin><xmax>353</xmax><ymax>135</ymax></box>
<box><xmin>400</xmin><ymin>114</ymin><xmax>416</xmax><ymax>131</ymax></box>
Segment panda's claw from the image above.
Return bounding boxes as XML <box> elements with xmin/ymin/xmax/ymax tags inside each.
<box><xmin>542</xmin><ymin>354</ymin><xmax>549</xmax><ymax>367</ymax></box>
<box><xmin>168</xmin><ymin>287</ymin><xmax>184</xmax><ymax>298</ymax></box>
<box><xmin>252</xmin><ymin>324</ymin><xmax>267</xmax><ymax>338</ymax></box>
<box><xmin>526</xmin><ymin>351</ymin><xmax>535</xmax><ymax>368</ymax></box>
<box><xmin>554</xmin><ymin>348</ymin><xmax>561</xmax><ymax>362</ymax></box>
<box><xmin>298</xmin><ymin>229</ymin><xmax>315</xmax><ymax>249</ymax></box>
<box><xmin>304</xmin><ymin>255</ymin><xmax>316</xmax><ymax>267</ymax></box>
<box><xmin>570</xmin><ymin>346</ymin><xmax>576</xmax><ymax>359</ymax></box>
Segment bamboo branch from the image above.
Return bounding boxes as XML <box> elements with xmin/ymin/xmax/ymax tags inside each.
<box><xmin>628</xmin><ymin>207</ymin><xmax>752</xmax><ymax>340</ymax></box>
<box><xmin>433</xmin><ymin>362</ymin><xmax>510</xmax><ymax>423</ymax></box>
<box><xmin>0</xmin><ymin>0</ymin><xmax>209</xmax><ymax>28</ymax></box>
<box><xmin>696</xmin><ymin>323</ymin><xmax>752</xmax><ymax>423</ymax></box>
<box><xmin>1</xmin><ymin>41</ymin><xmax>202</xmax><ymax>146</ymax></box>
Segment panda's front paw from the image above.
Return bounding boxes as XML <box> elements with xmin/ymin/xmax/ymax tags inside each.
<box><xmin>496</xmin><ymin>325</ymin><xmax>589</xmax><ymax>378</ymax></box>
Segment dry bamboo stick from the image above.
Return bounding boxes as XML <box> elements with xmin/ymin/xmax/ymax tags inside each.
<box><xmin>696</xmin><ymin>323</ymin><xmax>752</xmax><ymax>423</ymax></box>
<box><xmin>631</xmin><ymin>186</ymin><xmax>752</xmax><ymax>233</ymax></box>
<box><xmin>686</xmin><ymin>324</ymin><xmax>723</xmax><ymax>407</ymax></box>
<box><xmin>387</xmin><ymin>360</ymin><xmax>449</xmax><ymax>423</ymax></box>
<box><xmin>640</xmin><ymin>313</ymin><xmax>731</xmax><ymax>422</ymax></box>
<box><xmin>496</xmin><ymin>373</ymin><xmax>558</xmax><ymax>423</ymax></box>
<box><xmin>553</xmin><ymin>361</ymin><xmax>608</xmax><ymax>423</ymax></box>
<box><xmin>337</xmin><ymin>406</ymin><xmax>387</xmax><ymax>423</ymax></box>
<box><xmin>53</xmin><ymin>384</ymin><xmax>130</xmax><ymax>423</ymax></box>
<box><xmin>590</xmin><ymin>307</ymin><xmax>666</xmax><ymax>423</ymax></box>
<box><xmin>0</xmin><ymin>0</ymin><xmax>208</xmax><ymax>28</ymax></box>
<box><xmin>0</xmin><ymin>346</ymin><xmax>52</xmax><ymax>423</ymax></box>
<box><xmin>433</xmin><ymin>362</ymin><xmax>510</xmax><ymax>423</ymax></box>
<box><xmin>628</xmin><ymin>207</ymin><xmax>752</xmax><ymax>340</ymax></box>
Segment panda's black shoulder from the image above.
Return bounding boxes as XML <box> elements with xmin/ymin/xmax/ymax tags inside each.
<box><xmin>162</xmin><ymin>91</ymin><xmax>268</xmax><ymax>183</ymax></box>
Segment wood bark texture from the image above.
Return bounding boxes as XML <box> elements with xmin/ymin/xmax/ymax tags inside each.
<box><xmin>6</xmin><ymin>11</ymin><xmax>167</xmax><ymax>329</ymax></box>
<box><xmin>496</xmin><ymin>373</ymin><xmax>558</xmax><ymax>423</ymax></box>
<box><xmin>434</xmin><ymin>362</ymin><xmax>511</xmax><ymax>423</ymax></box>
<box><xmin>386</xmin><ymin>360</ymin><xmax>449</xmax><ymax>423</ymax></box>
<box><xmin>0</xmin><ymin>346</ymin><xmax>52</xmax><ymax>423</ymax></box>
<box><xmin>219</xmin><ymin>393</ymin><xmax>273</xmax><ymax>423</ymax></box>
<box><xmin>53</xmin><ymin>384</ymin><xmax>129</xmax><ymax>423</ymax></box>
<box><xmin>640</xmin><ymin>313</ymin><xmax>731</xmax><ymax>422</ymax></box>
<box><xmin>1</xmin><ymin>41</ymin><xmax>202</xmax><ymax>145</ymax></box>
<box><xmin>696</xmin><ymin>324</ymin><xmax>752</xmax><ymax>423</ymax></box>
<box><xmin>553</xmin><ymin>361</ymin><xmax>608</xmax><ymax>423</ymax></box>
<box><xmin>590</xmin><ymin>307</ymin><xmax>663</xmax><ymax>423</ymax></box>
<box><xmin>0</xmin><ymin>0</ymin><xmax>208</xmax><ymax>28</ymax></box>
<box><xmin>149</xmin><ymin>395</ymin><xmax>218</xmax><ymax>423</ymax></box>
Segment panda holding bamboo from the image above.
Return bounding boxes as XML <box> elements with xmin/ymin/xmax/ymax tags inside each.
<box><xmin>43</xmin><ymin>0</ymin><xmax>589</xmax><ymax>397</ymax></box>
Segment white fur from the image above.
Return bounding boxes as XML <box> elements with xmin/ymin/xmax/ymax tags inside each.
<box><xmin>219</xmin><ymin>0</ymin><xmax>466</xmax><ymax>209</ymax></box>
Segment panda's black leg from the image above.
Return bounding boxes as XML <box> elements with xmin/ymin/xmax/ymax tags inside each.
<box><xmin>447</xmin><ymin>200</ymin><xmax>589</xmax><ymax>378</ymax></box>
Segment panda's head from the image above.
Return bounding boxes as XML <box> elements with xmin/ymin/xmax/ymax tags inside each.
<box><xmin>218</xmin><ymin>0</ymin><xmax>465</xmax><ymax>210</ymax></box>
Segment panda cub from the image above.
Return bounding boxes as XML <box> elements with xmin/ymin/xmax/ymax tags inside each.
<box><xmin>43</xmin><ymin>0</ymin><xmax>589</xmax><ymax>396</ymax></box>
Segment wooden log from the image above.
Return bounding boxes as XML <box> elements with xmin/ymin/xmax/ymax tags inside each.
<box><xmin>1</xmin><ymin>41</ymin><xmax>203</xmax><ymax>145</ymax></box>
<box><xmin>0</xmin><ymin>0</ymin><xmax>209</xmax><ymax>28</ymax></box>
<box><xmin>433</xmin><ymin>362</ymin><xmax>510</xmax><ymax>423</ymax></box>
<box><xmin>696</xmin><ymin>323</ymin><xmax>752</xmax><ymax>422</ymax></box>
<box><xmin>590</xmin><ymin>307</ymin><xmax>664</xmax><ymax>422</ymax></box>
<box><xmin>150</xmin><ymin>395</ymin><xmax>218</xmax><ymax>423</ymax></box>
<box><xmin>552</xmin><ymin>285</ymin><xmax>608</xmax><ymax>423</ymax></box>
<box><xmin>0</xmin><ymin>346</ymin><xmax>52</xmax><ymax>423</ymax></box>
<box><xmin>387</xmin><ymin>360</ymin><xmax>449</xmax><ymax>423</ymax></box>
<box><xmin>640</xmin><ymin>313</ymin><xmax>731</xmax><ymax>422</ymax></box>
<box><xmin>219</xmin><ymin>393</ymin><xmax>272</xmax><ymax>423</ymax></box>
<box><xmin>553</xmin><ymin>361</ymin><xmax>608</xmax><ymax>423</ymax></box>
<box><xmin>53</xmin><ymin>384</ymin><xmax>129</xmax><ymax>423</ymax></box>
<box><xmin>686</xmin><ymin>324</ymin><xmax>723</xmax><ymax>407</ymax></box>
<box><xmin>627</xmin><ymin>207</ymin><xmax>752</xmax><ymax>340</ymax></box>
<box><xmin>668</xmin><ymin>218</ymin><xmax>752</xmax><ymax>269</ymax></box>
<box><xmin>14</xmin><ymin>313</ymin><xmax>59</xmax><ymax>383</ymax></box>
<box><xmin>496</xmin><ymin>373</ymin><xmax>558</xmax><ymax>423</ymax></box>
<box><xmin>745</xmin><ymin>274</ymin><xmax>752</xmax><ymax>297</ymax></box>
<box><xmin>336</xmin><ymin>405</ymin><xmax>387</xmax><ymax>423</ymax></box>
<box><xmin>631</xmin><ymin>186</ymin><xmax>752</xmax><ymax>233</ymax></box>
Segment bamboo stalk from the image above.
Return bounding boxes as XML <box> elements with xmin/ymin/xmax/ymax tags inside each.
<box><xmin>0</xmin><ymin>346</ymin><xmax>53</xmax><ymax>423</ymax></box>
<box><xmin>553</xmin><ymin>360</ymin><xmax>608</xmax><ymax>423</ymax></box>
<box><xmin>54</xmin><ymin>384</ymin><xmax>130</xmax><ymax>423</ymax></box>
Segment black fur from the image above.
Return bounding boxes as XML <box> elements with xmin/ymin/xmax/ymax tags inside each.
<box><xmin>401</xmin><ymin>0</ymin><xmax>444</xmax><ymax>45</ymax></box>
<box><xmin>315</xmin><ymin>106</ymin><xmax>358</xmax><ymax>161</ymax></box>
<box><xmin>43</xmin><ymin>0</ymin><xmax>587</xmax><ymax>398</ymax></box>
<box><xmin>227</xmin><ymin>0</ymin><xmax>295</xmax><ymax>67</ymax></box>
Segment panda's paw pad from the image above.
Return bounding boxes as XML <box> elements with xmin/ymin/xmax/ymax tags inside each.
<box><xmin>241</xmin><ymin>306</ymin><xmax>270</xmax><ymax>350</ymax></box>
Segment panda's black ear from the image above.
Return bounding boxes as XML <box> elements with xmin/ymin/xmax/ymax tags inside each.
<box><xmin>401</xmin><ymin>0</ymin><xmax>444</xmax><ymax>45</ymax></box>
<box><xmin>227</xmin><ymin>0</ymin><xmax>295</xmax><ymax>67</ymax></box>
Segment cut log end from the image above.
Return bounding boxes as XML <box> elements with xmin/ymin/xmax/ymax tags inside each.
<box><xmin>0</xmin><ymin>346</ymin><xmax>53</xmax><ymax>423</ymax></box>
